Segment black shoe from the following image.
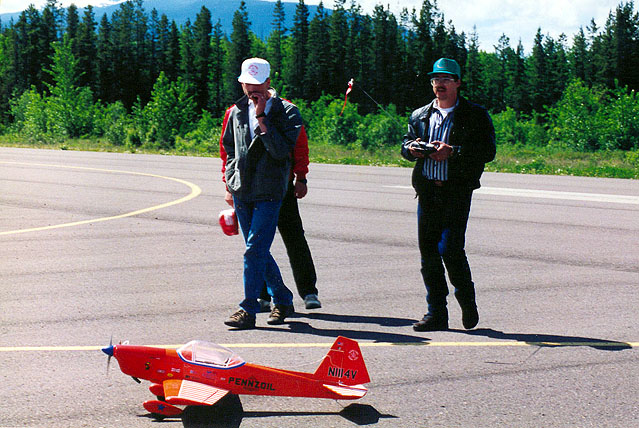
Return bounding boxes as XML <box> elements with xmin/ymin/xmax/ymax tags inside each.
<box><xmin>267</xmin><ymin>304</ymin><xmax>294</xmax><ymax>325</ymax></box>
<box><xmin>303</xmin><ymin>294</ymin><xmax>322</xmax><ymax>309</ymax></box>
<box><xmin>461</xmin><ymin>303</ymin><xmax>479</xmax><ymax>329</ymax></box>
<box><xmin>224</xmin><ymin>309</ymin><xmax>256</xmax><ymax>329</ymax></box>
<box><xmin>413</xmin><ymin>314</ymin><xmax>449</xmax><ymax>332</ymax></box>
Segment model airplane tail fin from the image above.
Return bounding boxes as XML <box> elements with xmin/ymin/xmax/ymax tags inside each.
<box><xmin>313</xmin><ymin>336</ymin><xmax>370</xmax><ymax>386</ymax></box>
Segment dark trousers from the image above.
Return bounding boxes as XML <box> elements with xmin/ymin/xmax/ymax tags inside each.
<box><xmin>417</xmin><ymin>183</ymin><xmax>476</xmax><ymax>317</ymax></box>
<box><xmin>260</xmin><ymin>181</ymin><xmax>318</xmax><ymax>301</ymax></box>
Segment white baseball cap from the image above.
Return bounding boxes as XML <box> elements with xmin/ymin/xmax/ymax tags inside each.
<box><xmin>237</xmin><ymin>58</ymin><xmax>271</xmax><ymax>84</ymax></box>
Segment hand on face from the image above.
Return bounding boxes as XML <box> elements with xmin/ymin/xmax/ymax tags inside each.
<box><xmin>242</xmin><ymin>79</ymin><xmax>271</xmax><ymax>115</ymax></box>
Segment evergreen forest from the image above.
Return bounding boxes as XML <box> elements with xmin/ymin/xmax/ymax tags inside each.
<box><xmin>1</xmin><ymin>0</ymin><xmax>639</xmax><ymax>168</ymax></box>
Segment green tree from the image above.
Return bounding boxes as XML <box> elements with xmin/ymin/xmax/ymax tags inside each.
<box><xmin>371</xmin><ymin>5</ymin><xmax>400</xmax><ymax>106</ymax></box>
<box><xmin>413</xmin><ymin>0</ymin><xmax>437</xmax><ymax>91</ymax></box>
<box><xmin>284</xmin><ymin>0</ymin><xmax>309</xmax><ymax>99</ymax></box>
<box><xmin>527</xmin><ymin>29</ymin><xmax>548</xmax><ymax>113</ymax></box>
<box><xmin>45</xmin><ymin>34</ymin><xmax>95</xmax><ymax>138</ymax></box>
<box><xmin>165</xmin><ymin>20</ymin><xmax>181</xmax><ymax>82</ymax></box>
<box><xmin>545</xmin><ymin>34</ymin><xmax>570</xmax><ymax>106</ymax></box>
<box><xmin>464</xmin><ymin>28</ymin><xmax>485</xmax><ymax>106</ymax></box>
<box><xmin>228</xmin><ymin>1</ymin><xmax>252</xmax><ymax>100</ymax></box>
<box><xmin>267</xmin><ymin>0</ymin><xmax>286</xmax><ymax>85</ymax></box>
<box><xmin>76</xmin><ymin>6</ymin><xmax>98</xmax><ymax>94</ymax></box>
<box><xmin>613</xmin><ymin>2</ymin><xmax>639</xmax><ymax>90</ymax></box>
<box><xmin>65</xmin><ymin>4</ymin><xmax>79</xmax><ymax>58</ymax></box>
<box><xmin>140</xmin><ymin>72</ymin><xmax>197</xmax><ymax>148</ymax></box>
<box><xmin>96</xmin><ymin>13</ymin><xmax>114</xmax><ymax>103</ymax></box>
<box><xmin>179</xmin><ymin>20</ymin><xmax>195</xmax><ymax>91</ymax></box>
<box><xmin>193</xmin><ymin>6</ymin><xmax>213</xmax><ymax>112</ymax></box>
<box><xmin>210</xmin><ymin>20</ymin><xmax>226</xmax><ymax>115</ymax></box>
<box><xmin>328</xmin><ymin>0</ymin><xmax>349</xmax><ymax>96</ymax></box>
<box><xmin>306</xmin><ymin>2</ymin><xmax>331</xmax><ymax>100</ymax></box>
<box><xmin>39</xmin><ymin>0</ymin><xmax>62</xmax><ymax>92</ymax></box>
<box><xmin>571</xmin><ymin>27</ymin><xmax>589</xmax><ymax>83</ymax></box>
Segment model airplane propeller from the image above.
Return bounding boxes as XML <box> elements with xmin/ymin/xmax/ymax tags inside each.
<box><xmin>103</xmin><ymin>336</ymin><xmax>370</xmax><ymax>418</ymax></box>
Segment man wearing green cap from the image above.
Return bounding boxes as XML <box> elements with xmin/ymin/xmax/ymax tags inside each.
<box><xmin>401</xmin><ymin>57</ymin><xmax>496</xmax><ymax>331</ymax></box>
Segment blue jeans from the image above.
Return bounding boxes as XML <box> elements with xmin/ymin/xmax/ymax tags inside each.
<box><xmin>417</xmin><ymin>183</ymin><xmax>475</xmax><ymax>317</ymax></box>
<box><xmin>233</xmin><ymin>197</ymin><xmax>293</xmax><ymax>314</ymax></box>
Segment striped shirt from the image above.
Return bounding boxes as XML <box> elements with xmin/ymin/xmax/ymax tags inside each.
<box><xmin>423</xmin><ymin>103</ymin><xmax>456</xmax><ymax>181</ymax></box>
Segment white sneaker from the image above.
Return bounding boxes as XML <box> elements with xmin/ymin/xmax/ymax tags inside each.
<box><xmin>257</xmin><ymin>298</ymin><xmax>272</xmax><ymax>313</ymax></box>
<box><xmin>304</xmin><ymin>294</ymin><xmax>322</xmax><ymax>309</ymax></box>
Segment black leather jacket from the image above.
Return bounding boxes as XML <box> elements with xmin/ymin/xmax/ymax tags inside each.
<box><xmin>401</xmin><ymin>96</ymin><xmax>496</xmax><ymax>193</ymax></box>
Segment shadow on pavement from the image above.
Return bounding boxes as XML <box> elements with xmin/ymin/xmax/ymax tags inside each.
<box><xmin>265</xmin><ymin>319</ymin><xmax>429</xmax><ymax>343</ymax></box>
<box><xmin>295</xmin><ymin>312</ymin><xmax>416</xmax><ymax>327</ymax></box>
<box><xmin>461</xmin><ymin>328</ymin><xmax>633</xmax><ymax>351</ymax></box>
<box><xmin>139</xmin><ymin>396</ymin><xmax>396</xmax><ymax>427</ymax></box>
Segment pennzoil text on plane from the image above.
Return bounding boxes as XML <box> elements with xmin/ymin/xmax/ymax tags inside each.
<box><xmin>103</xmin><ymin>336</ymin><xmax>370</xmax><ymax>418</ymax></box>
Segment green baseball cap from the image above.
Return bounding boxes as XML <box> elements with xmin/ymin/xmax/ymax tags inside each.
<box><xmin>428</xmin><ymin>58</ymin><xmax>461</xmax><ymax>78</ymax></box>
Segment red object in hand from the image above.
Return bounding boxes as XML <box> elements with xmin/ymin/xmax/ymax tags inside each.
<box><xmin>219</xmin><ymin>209</ymin><xmax>239</xmax><ymax>236</ymax></box>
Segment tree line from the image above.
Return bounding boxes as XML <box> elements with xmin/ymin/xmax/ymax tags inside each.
<box><xmin>1</xmin><ymin>0</ymin><xmax>638</xmax><ymax>151</ymax></box>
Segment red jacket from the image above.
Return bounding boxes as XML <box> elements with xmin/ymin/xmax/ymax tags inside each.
<box><xmin>219</xmin><ymin>104</ymin><xmax>309</xmax><ymax>184</ymax></box>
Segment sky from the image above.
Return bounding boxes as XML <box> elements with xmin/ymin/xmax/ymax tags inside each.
<box><xmin>1</xmin><ymin>0</ymin><xmax>634</xmax><ymax>54</ymax></box>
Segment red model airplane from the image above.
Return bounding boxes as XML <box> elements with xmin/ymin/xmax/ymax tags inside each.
<box><xmin>103</xmin><ymin>336</ymin><xmax>370</xmax><ymax>418</ymax></box>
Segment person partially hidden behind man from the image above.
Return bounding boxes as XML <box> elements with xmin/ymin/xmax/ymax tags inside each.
<box><xmin>220</xmin><ymin>57</ymin><xmax>302</xmax><ymax>329</ymax></box>
<box><xmin>401</xmin><ymin>58</ymin><xmax>496</xmax><ymax>331</ymax></box>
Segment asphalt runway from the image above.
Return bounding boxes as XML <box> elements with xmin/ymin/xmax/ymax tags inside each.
<box><xmin>1</xmin><ymin>147</ymin><xmax>637</xmax><ymax>428</ymax></box>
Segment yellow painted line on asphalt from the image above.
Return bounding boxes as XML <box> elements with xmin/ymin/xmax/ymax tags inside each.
<box><xmin>0</xmin><ymin>161</ymin><xmax>202</xmax><ymax>236</ymax></box>
<box><xmin>0</xmin><ymin>341</ymin><xmax>636</xmax><ymax>352</ymax></box>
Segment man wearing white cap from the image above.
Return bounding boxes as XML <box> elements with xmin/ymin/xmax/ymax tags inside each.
<box><xmin>221</xmin><ymin>58</ymin><xmax>301</xmax><ymax>329</ymax></box>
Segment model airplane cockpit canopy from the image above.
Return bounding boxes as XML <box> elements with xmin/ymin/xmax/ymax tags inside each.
<box><xmin>177</xmin><ymin>340</ymin><xmax>245</xmax><ymax>368</ymax></box>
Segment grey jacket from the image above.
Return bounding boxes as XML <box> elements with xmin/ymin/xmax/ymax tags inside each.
<box><xmin>223</xmin><ymin>95</ymin><xmax>302</xmax><ymax>201</ymax></box>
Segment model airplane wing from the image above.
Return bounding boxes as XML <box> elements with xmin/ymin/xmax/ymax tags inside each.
<box><xmin>163</xmin><ymin>379</ymin><xmax>230</xmax><ymax>406</ymax></box>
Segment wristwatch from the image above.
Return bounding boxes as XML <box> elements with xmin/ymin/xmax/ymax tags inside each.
<box><xmin>256</xmin><ymin>112</ymin><xmax>266</xmax><ymax>118</ymax></box>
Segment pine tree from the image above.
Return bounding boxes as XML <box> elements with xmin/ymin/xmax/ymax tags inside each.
<box><xmin>228</xmin><ymin>1</ymin><xmax>252</xmax><ymax>101</ymax></box>
<box><xmin>267</xmin><ymin>0</ymin><xmax>286</xmax><ymax>85</ymax></box>
<box><xmin>148</xmin><ymin>9</ymin><xmax>161</xmax><ymax>85</ymax></box>
<box><xmin>193</xmin><ymin>6</ymin><xmax>213</xmax><ymax>112</ymax></box>
<box><xmin>76</xmin><ymin>6</ymin><xmax>97</xmax><ymax>94</ymax></box>
<box><xmin>96</xmin><ymin>13</ymin><xmax>114</xmax><ymax>103</ymax></box>
<box><xmin>571</xmin><ymin>27</ymin><xmax>589</xmax><ymax>83</ymax></box>
<box><xmin>284</xmin><ymin>0</ymin><xmax>309</xmax><ymax>99</ymax></box>
<box><xmin>40</xmin><ymin>0</ymin><xmax>62</xmax><ymax>92</ymax></box>
<box><xmin>527</xmin><ymin>29</ymin><xmax>547</xmax><ymax>113</ymax></box>
<box><xmin>65</xmin><ymin>4</ymin><xmax>79</xmax><ymax>59</ymax></box>
<box><xmin>0</xmin><ymin>30</ymin><xmax>16</xmax><ymax>122</ymax></box>
<box><xmin>493</xmin><ymin>34</ymin><xmax>513</xmax><ymax>112</ymax></box>
<box><xmin>179</xmin><ymin>20</ymin><xmax>195</xmax><ymax>91</ymax></box>
<box><xmin>328</xmin><ymin>0</ymin><xmax>349</xmax><ymax>96</ymax></box>
<box><xmin>508</xmin><ymin>41</ymin><xmax>530</xmax><ymax>113</ymax></box>
<box><xmin>413</xmin><ymin>0</ymin><xmax>437</xmax><ymax>91</ymax></box>
<box><xmin>306</xmin><ymin>2</ymin><xmax>330</xmax><ymax>100</ymax></box>
<box><xmin>371</xmin><ymin>5</ymin><xmax>400</xmax><ymax>105</ymax></box>
<box><xmin>464</xmin><ymin>28</ymin><xmax>484</xmax><ymax>106</ymax></box>
<box><xmin>545</xmin><ymin>34</ymin><xmax>570</xmax><ymax>105</ymax></box>
<box><xmin>210</xmin><ymin>20</ymin><xmax>226</xmax><ymax>115</ymax></box>
<box><xmin>613</xmin><ymin>2</ymin><xmax>639</xmax><ymax>90</ymax></box>
<box><xmin>165</xmin><ymin>20</ymin><xmax>180</xmax><ymax>82</ymax></box>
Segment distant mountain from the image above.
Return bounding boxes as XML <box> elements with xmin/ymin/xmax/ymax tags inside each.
<box><xmin>0</xmin><ymin>0</ymin><xmax>323</xmax><ymax>38</ymax></box>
